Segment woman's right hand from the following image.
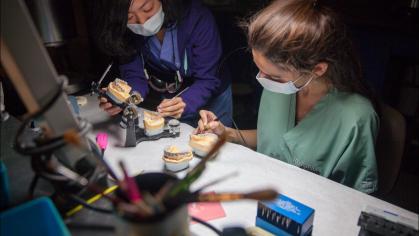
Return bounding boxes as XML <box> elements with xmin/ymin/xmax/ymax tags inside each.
<box><xmin>99</xmin><ymin>89</ymin><xmax>122</xmax><ymax>116</ymax></box>
<box><xmin>194</xmin><ymin>110</ymin><xmax>226</xmax><ymax>136</ymax></box>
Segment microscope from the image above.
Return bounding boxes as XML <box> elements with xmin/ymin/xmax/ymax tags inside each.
<box><xmin>1</xmin><ymin>0</ymin><xmax>108</xmax><ymax>212</ymax></box>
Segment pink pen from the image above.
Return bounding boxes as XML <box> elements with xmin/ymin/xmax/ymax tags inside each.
<box><xmin>119</xmin><ymin>161</ymin><xmax>142</xmax><ymax>203</ymax></box>
<box><xmin>96</xmin><ymin>132</ymin><xmax>108</xmax><ymax>154</ymax></box>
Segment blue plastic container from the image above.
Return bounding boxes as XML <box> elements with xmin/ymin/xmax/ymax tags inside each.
<box><xmin>256</xmin><ymin>194</ymin><xmax>315</xmax><ymax>236</ymax></box>
<box><xmin>0</xmin><ymin>197</ymin><xmax>70</xmax><ymax>236</ymax></box>
<box><xmin>0</xmin><ymin>161</ymin><xmax>9</xmax><ymax>209</ymax></box>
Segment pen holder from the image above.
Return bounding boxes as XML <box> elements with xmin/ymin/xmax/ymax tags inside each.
<box><xmin>115</xmin><ymin>173</ymin><xmax>190</xmax><ymax>236</ymax></box>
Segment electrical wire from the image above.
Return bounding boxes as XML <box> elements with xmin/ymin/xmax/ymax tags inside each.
<box><xmin>68</xmin><ymin>194</ymin><xmax>113</xmax><ymax>214</ymax></box>
<box><xmin>30</xmin><ymin>152</ymin><xmax>115</xmax><ymax>215</ymax></box>
<box><xmin>230</xmin><ymin>118</ymin><xmax>248</xmax><ymax>147</ymax></box>
<box><xmin>15</xmin><ymin>118</ymin><xmax>91</xmax><ymax>156</ymax></box>
<box><xmin>66</xmin><ymin>223</ymin><xmax>115</xmax><ymax>231</ymax></box>
<box><xmin>191</xmin><ymin>216</ymin><xmax>223</xmax><ymax>236</ymax></box>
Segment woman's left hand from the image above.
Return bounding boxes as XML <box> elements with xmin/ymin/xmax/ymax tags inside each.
<box><xmin>157</xmin><ymin>97</ymin><xmax>186</xmax><ymax>119</ymax></box>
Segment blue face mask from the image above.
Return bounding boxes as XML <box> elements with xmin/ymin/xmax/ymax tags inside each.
<box><xmin>256</xmin><ymin>72</ymin><xmax>315</xmax><ymax>94</ymax></box>
<box><xmin>127</xmin><ymin>6</ymin><xmax>164</xmax><ymax>36</ymax></box>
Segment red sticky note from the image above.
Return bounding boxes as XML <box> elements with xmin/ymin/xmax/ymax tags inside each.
<box><xmin>188</xmin><ymin>193</ymin><xmax>226</xmax><ymax>223</ymax></box>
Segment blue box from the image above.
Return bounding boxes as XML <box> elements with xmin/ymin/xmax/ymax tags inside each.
<box><xmin>0</xmin><ymin>161</ymin><xmax>10</xmax><ymax>209</ymax></box>
<box><xmin>0</xmin><ymin>197</ymin><xmax>70</xmax><ymax>236</ymax></box>
<box><xmin>256</xmin><ymin>194</ymin><xmax>314</xmax><ymax>236</ymax></box>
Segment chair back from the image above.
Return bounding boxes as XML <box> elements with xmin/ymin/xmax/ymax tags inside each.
<box><xmin>375</xmin><ymin>104</ymin><xmax>406</xmax><ymax>195</ymax></box>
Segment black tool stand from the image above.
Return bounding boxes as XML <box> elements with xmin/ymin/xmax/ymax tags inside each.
<box><xmin>135</xmin><ymin>128</ymin><xmax>180</xmax><ymax>144</ymax></box>
<box><xmin>124</xmin><ymin>113</ymin><xmax>139</xmax><ymax>147</ymax></box>
<box><xmin>122</xmin><ymin>114</ymin><xmax>180</xmax><ymax>147</ymax></box>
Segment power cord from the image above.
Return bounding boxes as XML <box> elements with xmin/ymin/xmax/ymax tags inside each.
<box><xmin>15</xmin><ymin>119</ymin><xmax>91</xmax><ymax>156</ymax></box>
<box><xmin>191</xmin><ymin>216</ymin><xmax>223</xmax><ymax>236</ymax></box>
<box><xmin>68</xmin><ymin>194</ymin><xmax>113</xmax><ymax>214</ymax></box>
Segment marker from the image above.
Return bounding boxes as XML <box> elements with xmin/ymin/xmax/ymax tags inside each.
<box><xmin>96</xmin><ymin>132</ymin><xmax>108</xmax><ymax>154</ymax></box>
<box><xmin>119</xmin><ymin>161</ymin><xmax>142</xmax><ymax>203</ymax></box>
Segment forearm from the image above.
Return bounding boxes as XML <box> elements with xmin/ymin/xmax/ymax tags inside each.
<box><xmin>225</xmin><ymin>128</ymin><xmax>257</xmax><ymax>149</ymax></box>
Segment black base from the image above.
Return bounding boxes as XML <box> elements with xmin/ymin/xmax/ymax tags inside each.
<box><xmin>135</xmin><ymin>128</ymin><xmax>180</xmax><ymax>144</ymax></box>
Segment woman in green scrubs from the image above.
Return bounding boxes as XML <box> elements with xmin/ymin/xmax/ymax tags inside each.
<box><xmin>195</xmin><ymin>0</ymin><xmax>379</xmax><ymax>194</ymax></box>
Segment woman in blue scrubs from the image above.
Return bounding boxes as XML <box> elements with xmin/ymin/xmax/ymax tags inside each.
<box><xmin>92</xmin><ymin>0</ymin><xmax>232</xmax><ymax>126</ymax></box>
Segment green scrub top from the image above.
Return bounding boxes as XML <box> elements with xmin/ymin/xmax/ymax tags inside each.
<box><xmin>257</xmin><ymin>89</ymin><xmax>379</xmax><ymax>193</ymax></box>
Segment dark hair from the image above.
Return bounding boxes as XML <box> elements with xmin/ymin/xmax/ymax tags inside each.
<box><xmin>91</xmin><ymin>0</ymin><xmax>191</xmax><ymax>57</ymax></box>
<box><xmin>245</xmin><ymin>0</ymin><xmax>379</xmax><ymax>111</ymax></box>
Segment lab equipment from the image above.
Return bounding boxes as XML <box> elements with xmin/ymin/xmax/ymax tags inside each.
<box><xmin>1</xmin><ymin>0</ymin><xmax>108</xmax><ymax>212</ymax></box>
<box><xmin>358</xmin><ymin>206</ymin><xmax>419</xmax><ymax>236</ymax></box>
<box><xmin>256</xmin><ymin>194</ymin><xmax>315</xmax><ymax>236</ymax></box>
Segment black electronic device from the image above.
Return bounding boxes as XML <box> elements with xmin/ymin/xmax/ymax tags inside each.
<box><xmin>358</xmin><ymin>206</ymin><xmax>418</xmax><ymax>236</ymax></box>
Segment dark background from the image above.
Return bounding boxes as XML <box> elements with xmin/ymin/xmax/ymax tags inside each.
<box><xmin>1</xmin><ymin>0</ymin><xmax>418</xmax><ymax>213</ymax></box>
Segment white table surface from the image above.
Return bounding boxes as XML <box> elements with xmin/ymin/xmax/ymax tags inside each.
<box><xmin>79</xmin><ymin>95</ymin><xmax>418</xmax><ymax>236</ymax></box>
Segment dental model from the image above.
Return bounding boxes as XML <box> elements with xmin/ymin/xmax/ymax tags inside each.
<box><xmin>143</xmin><ymin>111</ymin><xmax>165</xmax><ymax>136</ymax></box>
<box><xmin>189</xmin><ymin>133</ymin><xmax>219</xmax><ymax>157</ymax></box>
<box><xmin>163</xmin><ymin>145</ymin><xmax>193</xmax><ymax>172</ymax></box>
<box><xmin>106</xmin><ymin>79</ymin><xmax>132</xmax><ymax>104</ymax></box>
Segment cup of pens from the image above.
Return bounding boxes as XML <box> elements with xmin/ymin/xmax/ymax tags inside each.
<box><xmin>112</xmin><ymin>135</ymin><xmax>278</xmax><ymax>236</ymax></box>
<box><xmin>114</xmin><ymin>172</ymin><xmax>190</xmax><ymax>236</ymax></box>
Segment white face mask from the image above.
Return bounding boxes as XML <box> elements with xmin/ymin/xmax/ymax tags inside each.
<box><xmin>256</xmin><ymin>72</ymin><xmax>314</xmax><ymax>94</ymax></box>
<box><xmin>127</xmin><ymin>6</ymin><xmax>164</xmax><ymax>36</ymax></box>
